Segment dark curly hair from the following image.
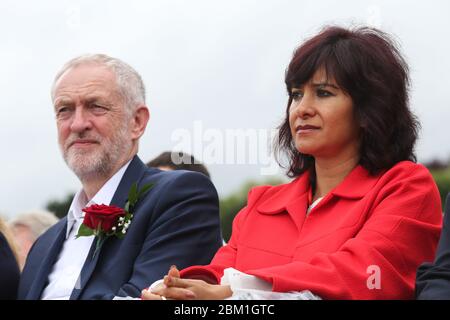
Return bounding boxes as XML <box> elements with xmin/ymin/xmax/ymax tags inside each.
<box><xmin>275</xmin><ymin>26</ymin><xmax>419</xmax><ymax>177</ymax></box>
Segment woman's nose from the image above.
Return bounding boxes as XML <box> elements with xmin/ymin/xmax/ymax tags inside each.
<box><xmin>291</xmin><ymin>94</ymin><xmax>315</xmax><ymax>119</ymax></box>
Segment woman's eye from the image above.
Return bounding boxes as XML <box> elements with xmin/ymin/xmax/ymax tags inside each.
<box><xmin>291</xmin><ymin>91</ymin><xmax>303</xmax><ymax>101</ymax></box>
<box><xmin>317</xmin><ymin>89</ymin><xmax>333</xmax><ymax>97</ymax></box>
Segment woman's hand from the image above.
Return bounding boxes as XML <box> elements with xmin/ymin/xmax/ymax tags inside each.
<box><xmin>141</xmin><ymin>266</ymin><xmax>232</xmax><ymax>300</ymax></box>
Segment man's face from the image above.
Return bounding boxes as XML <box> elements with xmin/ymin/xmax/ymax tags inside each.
<box><xmin>53</xmin><ymin>64</ymin><xmax>132</xmax><ymax>180</ymax></box>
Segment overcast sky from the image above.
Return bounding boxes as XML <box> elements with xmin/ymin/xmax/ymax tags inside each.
<box><xmin>1</xmin><ymin>0</ymin><xmax>449</xmax><ymax>218</ymax></box>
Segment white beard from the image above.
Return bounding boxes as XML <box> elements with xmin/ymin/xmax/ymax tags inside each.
<box><xmin>61</xmin><ymin>124</ymin><xmax>130</xmax><ymax>181</ymax></box>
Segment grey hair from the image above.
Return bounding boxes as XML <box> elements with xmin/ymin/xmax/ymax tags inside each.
<box><xmin>9</xmin><ymin>210</ymin><xmax>59</xmax><ymax>241</ymax></box>
<box><xmin>51</xmin><ymin>54</ymin><xmax>146</xmax><ymax>114</ymax></box>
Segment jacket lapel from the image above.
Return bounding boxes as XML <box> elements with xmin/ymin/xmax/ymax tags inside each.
<box><xmin>69</xmin><ymin>155</ymin><xmax>147</xmax><ymax>299</ymax></box>
<box><xmin>26</xmin><ymin>220</ymin><xmax>67</xmax><ymax>299</ymax></box>
<box><xmin>256</xmin><ymin>172</ymin><xmax>310</xmax><ymax>233</ymax></box>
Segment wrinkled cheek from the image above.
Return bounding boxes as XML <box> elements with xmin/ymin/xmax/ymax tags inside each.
<box><xmin>57</xmin><ymin>128</ymin><xmax>69</xmax><ymax>149</ymax></box>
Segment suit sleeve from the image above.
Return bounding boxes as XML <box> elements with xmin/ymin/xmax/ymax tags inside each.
<box><xmin>416</xmin><ymin>193</ymin><xmax>450</xmax><ymax>299</ymax></box>
<box><xmin>112</xmin><ymin>171</ymin><xmax>223</xmax><ymax>298</ymax></box>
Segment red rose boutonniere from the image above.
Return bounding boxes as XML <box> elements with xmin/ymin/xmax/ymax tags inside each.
<box><xmin>76</xmin><ymin>182</ymin><xmax>154</xmax><ymax>258</ymax></box>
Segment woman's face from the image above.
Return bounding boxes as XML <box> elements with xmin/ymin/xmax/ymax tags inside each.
<box><xmin>289</xmin><ymin>68</ymin><xmax>360</xmax><ymax>160</ymax></box>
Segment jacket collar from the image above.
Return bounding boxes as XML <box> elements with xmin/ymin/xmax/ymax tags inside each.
<box><xmin>256</xmin><ymin>172</ymin><xmax>310</xmax><ymax>215</ymax></box>
<box><xmin>330</xmin><ymin>165</ymin><xmax>378</xmax><ymax>199</ymax></box>
<box><xmin>257</xmin><ymin>165</ymin><xmax>380</xmax><ymax>215</ymax></box>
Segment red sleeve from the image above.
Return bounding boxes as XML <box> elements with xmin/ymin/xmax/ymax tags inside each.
<box><xmin>247</xmin><ymin>165</ymin><xmax>442</xmax><ymax>299</ymax></box>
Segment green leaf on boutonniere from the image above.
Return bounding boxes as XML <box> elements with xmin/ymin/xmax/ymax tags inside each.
<box><xmin>76</xmin><ymin>223</ymin><xmax>94</xmax><ymax>238</ymax></box>
<box><xmin>116</xmin><ymin>231</ymin><xmax>125</xmax><ymax>239</ymax></box>
<box><xmin>126</xmin><ymin>182</ymin><xmax>154</xmax><ymax>212</ymax></box>
<box><xmin>138</xmin><ymin>183</ymin><xmax>154</xmax><ymax>199</ymax></box>
<box><xmin>128</xmin><ymin>182</ymin><xmax>139</xmax><ymax>207</ymax></box>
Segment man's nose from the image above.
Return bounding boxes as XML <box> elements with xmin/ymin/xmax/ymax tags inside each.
<box><xmin>70</xmin><ymin>107</ymin><xmax>92</xmax><ymax>133</ymax></box>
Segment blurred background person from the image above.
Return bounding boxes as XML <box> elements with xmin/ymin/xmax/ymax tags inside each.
<box><xmin>147</xmin><ymin>151</ymin><xmax>210</xmax><ymax>178</ymax></box>
<box><xmin>0</xmin><ymin>217</ymin><xmax>20</xmax><ymax>299</ymax></box>
<box><xmin>9</xmin><ymin>210</ymin><xmax>59</xmax><ymax>270</ymax></box>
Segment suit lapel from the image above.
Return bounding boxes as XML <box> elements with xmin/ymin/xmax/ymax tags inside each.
<box><xmin>109</xmin><ymin>156</ymin><xmax>148</xmax><ymax>208</ymax></box>
<box><xmin>69</xmin><ymin>155</ymin><xmax>147</xmax><ymax>299</ymax></box>
<box><xmin>26</xmin><ymin>221</ymin><xmax>67</xmax><ymax>299</ymax></box>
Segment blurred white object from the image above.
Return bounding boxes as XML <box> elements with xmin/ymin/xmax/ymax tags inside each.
<box><xmin>221</xmin><ymin>268</ymin><xmax>321</xmax><ymax>300</ymax></box>
<box><xmin>113</xmin><ymin>296</ymin><xmax>141</xmax><ymax>300</ymax></box>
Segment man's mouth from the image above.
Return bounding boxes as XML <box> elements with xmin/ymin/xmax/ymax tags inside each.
<box><xmin>69</xmin><ymin>139</ymin><xmax>99</xmax><ymax>148</ymax></box>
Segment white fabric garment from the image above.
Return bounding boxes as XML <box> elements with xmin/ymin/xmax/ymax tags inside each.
<box><xmin>306</xmin><ymin>196</ymin><xmax>324</xmax><ymax>215</ymax></box>
<box><xmin>221</xmin><ymin>268</ymin><xmax>321</xmax><ymax>300</ymax></box>
<box><xmin>41</xmin><ymin>160</ymin><xmax>131</xmax><ymax>300</ymax></box>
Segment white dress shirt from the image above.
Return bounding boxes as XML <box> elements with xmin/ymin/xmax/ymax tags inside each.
<box><xmin>41</xmin><ymin>161</ymin><xmax>131</xmax><ymax>300</ymax></box>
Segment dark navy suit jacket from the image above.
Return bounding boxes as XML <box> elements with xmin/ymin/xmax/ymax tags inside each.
<box><xmin>18</xmin><ymin>156</ymin><xmax>223</xmax><ymax>300</ymax></box>
<box><xmin>0</xmin><ymin>232</ymin><xmax>20</xmax><ymax>299</ymax></box>
<box><xmin>416</xmin><ymin>193</ymin><xmax>450</xmax><ymax>299</ymax></box>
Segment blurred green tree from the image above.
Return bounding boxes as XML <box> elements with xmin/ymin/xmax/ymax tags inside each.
<box><xmin>430</xmin><ymin>168</ymin><xmax>450</xmax><ymax>210</ymax></box>
<box><xmin>46</xmin><ymin>192</ymin><xmax>75</xmax><ymax>219</ymax></box>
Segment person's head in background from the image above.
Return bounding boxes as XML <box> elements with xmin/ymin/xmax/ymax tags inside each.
<box><xmin>276</xmin><ymin>26</ymin><xmax>418</xmax><ymax>180</ymax></box>
<box><xmin>147</xmin><ymin>151</ymin><xmax>210</xmax><ymax>178</ymax></box>
<box><xmin>9</xmin><ymin>211</ymin><xmax>59</xmax><ymax>269</ymax></box>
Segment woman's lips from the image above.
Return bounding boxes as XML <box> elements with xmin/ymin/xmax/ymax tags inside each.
<box><xmin>295</xmin><ymin>124</ymin><xmax>320</xmax><ymax>134</ymax></box>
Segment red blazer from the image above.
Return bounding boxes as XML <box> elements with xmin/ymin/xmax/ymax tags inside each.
<box><xmin>181</xmin><ymin>161</ymin><xmax>443</xmax><ymax>299</ymax></box>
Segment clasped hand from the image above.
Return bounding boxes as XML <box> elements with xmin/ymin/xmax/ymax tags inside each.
<box><xmin>141</xmin><ymin>266</ymin><xmax>232</xmax><ymax>300</ymax></box>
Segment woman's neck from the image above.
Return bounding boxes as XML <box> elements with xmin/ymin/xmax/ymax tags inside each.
<box><xmin>313</xmin><ymin>154</ymin><xmax>359</xmax><ymax>201</ymax></box>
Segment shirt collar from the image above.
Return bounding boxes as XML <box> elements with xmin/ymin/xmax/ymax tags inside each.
<box><xmin>66</xmin><ymin>160</ymin><xmax>132</xmax><ymax>238</ymax></box>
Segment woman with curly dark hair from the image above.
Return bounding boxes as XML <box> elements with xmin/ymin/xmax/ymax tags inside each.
<box><xmin>143</xmin><ymin>26</ymin><xmax>442</xmax><ymax>300</ymax></box>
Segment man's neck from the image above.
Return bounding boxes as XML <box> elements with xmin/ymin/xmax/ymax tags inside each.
<box><xmin>80</xmin><ymin>156</ymin><xmax>133</xmax><ymax>200</ymax></box>
<box><xmin>81</xmin><ymin>177</ymin><xmax>111</xmax><ymax>201</ymax></box>
<box><xmin>313</xmin><ymin>154</ymin><xmax>359</xmax><ymax>201</ymax></box>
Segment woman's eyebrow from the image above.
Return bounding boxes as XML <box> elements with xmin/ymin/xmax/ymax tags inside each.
<box><xmin>311</xmin><ymin>82</ymin><xmax>339</xmax><ymax>89</ymax></box>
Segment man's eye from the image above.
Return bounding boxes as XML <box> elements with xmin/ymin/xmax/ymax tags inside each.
<box><xmin>56</xmin><ymin>107</ymin><xmax>70</xmax><ymax>116</ymax></box>
<box><xmin>90</xmin><ymin>104</ymin><xmax>108</xmax><ymax>113</ymax></box>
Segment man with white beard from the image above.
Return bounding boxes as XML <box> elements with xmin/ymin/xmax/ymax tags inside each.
<box><xmin>18</xmin><ymin>54</ymin><xmax>222</xmax><ymax>300</ymax></box>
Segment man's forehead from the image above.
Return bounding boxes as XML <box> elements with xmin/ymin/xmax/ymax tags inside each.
<box><xmin>55</xmin><ymin>64</ymin><xmax>116</xmax><ymax>88</ymax></box>
<box><xmin>53</xmin><ymin>65</ymin><xmax>119</xmax><ymax>99</ymax></box>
